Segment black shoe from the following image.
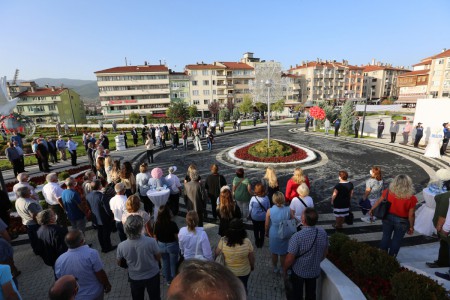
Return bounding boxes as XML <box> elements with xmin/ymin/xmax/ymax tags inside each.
<box><xmin>435</xmin><ymin>272</ymin><xmax>450</xmax><ymax>281</ymax></box>
<box><xmin>102</xmin><ymin>245</ymin><xmax>117</xmax><ymax>253</ymax></box>
<box><xmin>426</xmin><ymin>261</ymin><xmax>446</xmax><ymax>268</ymax></box>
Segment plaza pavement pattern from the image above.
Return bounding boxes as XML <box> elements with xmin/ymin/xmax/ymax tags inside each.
<box><xmin>8</xmin><ymin>122</ymin><xmax>450</xmax><ymax>298</ymax></box>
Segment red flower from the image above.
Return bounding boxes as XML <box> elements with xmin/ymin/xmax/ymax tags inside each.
<box><xmin>234</xmin><ymin>141</ymin><xmax>308</xmax><ymax>163</ymax></box>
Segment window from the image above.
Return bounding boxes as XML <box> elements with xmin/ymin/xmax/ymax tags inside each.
<box><xmin>191</xmin><ymin>71</ymin><xmax>197</xmax><ymax>75</ymax></box>
<box><xmin>192</xmin><ymin>81</ymin><xmax>197</xmax><ymax>86</ymax></box>
<box><xmin>202</xmin><ymin>70</ymin><xmax>209</xmax><ymax>76</ymax></box>
<box><xmin>212</xmin><ymin>80</ymin><xmax>216</xmax><ymax>85</ymax></box>
<box><xmin>16</xmin><ymin>106</ymin><xmax>24</xmax><ymax>112</ymax></box>
<box><xmin>192</xmin><ymin>90</ymin><xmax>199</xmax><ymax>96</ymax></box>
<box><xmin>203</xmin><ymin>90</ymin><xmax>210</xmax><ymax>95</ymax></box>
<box><xmin>27</xmin><ymin>106</ymin><xmax>34</xmax><ymax>112</ymax></box>
<box><xmin>48</xmin><ymin>105</ymin><xmax>56</xmax><ymax>111</ymax></box>
<box><xmin>204</xmin><ymin>100</ymin><xmax>209</xmax><ymax>104</ymax></box>
<box><xmin>193</xmin><ymin>100</ymin><xmax>200</xmax><ymax>105</ymax></box>
<box><xmin>213</xmin><ymin>90</ymin><xmax>216</xmax><ymax>95</ymax></box>
<box><xmin>203</xmin><ymin>80</ymin><xmax>209</xmax><ymax>86</ymax></box>
<box><xmin>439</xmin><ymin>59</ymin><xmax>444</xmax><ymax>65</ymax></box>
<box><xmin>211</xmin><ymin>70</ymin><xmax>216</xmax><ymax>75</ymax></box>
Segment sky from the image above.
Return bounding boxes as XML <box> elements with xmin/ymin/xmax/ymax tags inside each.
<box><xmin>1</xmin><ymin>0</ymin><xmax>449</xmax><ymax>80</ymax></box>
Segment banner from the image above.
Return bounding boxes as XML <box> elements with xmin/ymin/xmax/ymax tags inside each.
<box><xmin>355</xmin><ymin>105</ymin><xmax>403</xmax><ymax>112</ymax></box>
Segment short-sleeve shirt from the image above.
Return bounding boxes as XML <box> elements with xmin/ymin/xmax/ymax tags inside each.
<box><xmin>154</xmin><ymin>221</ymin><xmax>179</xmax><ymax>243</ymax></box>
<box><xmin>0</xmin><ymin>264</ymin><xmax>21</xmax><ymax>300</ymax></box>
<box><xmin>117</xmin><ymin>236</ymin><xmax>160</xmax><ymax>280</ymax></box>
<box><xmin>366</xmin><ymin>179</ymin><xmax>383</xmax><ymax>200</ymax></box>
<box><xmin>109</xmin><ymin>195</ymin><xmax>127</xmax><ymax>221</ymax></box>
<box><xmin>165</xmin><ymin>174</ymin><xmax>182</xmax><ymax>195</ymax></box>
<box><xmin>43</xmin><ymin>182</ymin><xmax>64</xmax><ymax>206</ymax></box>
<box><xmin>382</xmin><ymin>189</ymin><xmax>417</xmax><ymax>218</ymax></box>
<box><xmin>333</xmin><ymin>182</ymin><xmax>353</xmax><ymax>209</ymax></box>
<box><xmin>55</xmin><ymin>245</ymin><xmax>104</xmax><ymax>300</ymax></box>
<box><xmin>15</xmin><ymin>197</ymin><xmax>42</xmax><ymax>225</ymax></box>
<box><xmin>248</xmin><ymin>196</ymin><xmax>270</xmax><ymax>221</ymax></box>
<box><xmin>290</xmin><ymin>196</ymin><xmax>314</xmax><ymax>222</ymax></box>
<box><xmin>13</xmin><ymin>182</ymin><xmax>38</xmax><ymax>199</ymax></box>
<box><xmin>288</xmin><ymin>227</ymin><xmax>328</xmax><ymax>278</ymax></box>
<box><xmin>218</xmin><ymin>237</ymin><xmax>253</xmax><ymax>277</ymax></box>
<box><xmin>61</xmin><ymin>189</ymin><xmax>85</xmax><ymax>221</ymax></box>
<box><xmin>233</xmin><ymin>177</ymin><xmax>251</xmax><ymax>202</ymax></box>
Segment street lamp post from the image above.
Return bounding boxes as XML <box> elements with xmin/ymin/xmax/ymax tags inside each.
<box><xmin>360</xmin><ymin>87</ymin><xmax>372</xmax><ymax>138</ymax></box>
<box><xmin>265</xmin><ymin>80</ymin><xmax>272</xmax><ymax>151</ymax></box>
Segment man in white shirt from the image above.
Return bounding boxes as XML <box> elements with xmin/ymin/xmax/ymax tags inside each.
<box><xmin>13</xmin><ymin>173</ymin><xmax>39</xmax><ymax>201</ymax></box>
<box><xmin>67</xmin><ymin>137</ymin><xmax>78</xmax><ymax>166</ymax></box>
<box><xmin>42</xmin><ymin>173</ymin><xmax>68</xmax><ymax>226</ymax></box>
<box><xmin>56</xmin><ymin>136</ymin><xmax>67</xmax><ymax>161</ymax></box>
<box><xmin>109</xmin><ymin>183</ymin><xmax>127</xmax><ymax>241</ymax></box>
<box><xmin>165</xmin><ymin>166</ymin><xmax>182</xmax><ymax>216</ymax></box>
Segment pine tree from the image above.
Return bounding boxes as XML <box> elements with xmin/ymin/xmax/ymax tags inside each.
<box><xmin>340</xmin><ymin>100</ymin><xmax>354</xmax><ymax>135</ymax></box>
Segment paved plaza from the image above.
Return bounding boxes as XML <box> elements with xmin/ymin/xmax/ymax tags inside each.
<box><xmin>8</xmin><ymin>122</ymin><xmax>449</xmax><ymax>299</ymax></box>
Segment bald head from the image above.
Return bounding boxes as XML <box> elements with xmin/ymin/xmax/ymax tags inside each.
<box><xmin>64</xmin><ymin>229</ymin><xmax>84</xmax><ymax>249</ymax></box>
<box><xmin>48</xmin><ymin>275</ymin><xmax>78</xmax><ymax>300</ymax></box>
<box><xmin>167</xmin><ymin>260</ymin><xmax>246</xmax><ymax>300</ymax></box>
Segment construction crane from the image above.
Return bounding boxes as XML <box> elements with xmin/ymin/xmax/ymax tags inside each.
<box><xmin>12</xmin><ymin>69</ymin><xmax>19</xmax><ymax>85</ymax></box>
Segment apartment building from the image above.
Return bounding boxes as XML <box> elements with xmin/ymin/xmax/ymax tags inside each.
<box><xmin>94</xmin><ymin>65</ymin><xmax>170</xmax><ymax>118</ymax></box>
<box><xmin>287</xmin><ymin>60</ymin><xmax>348</xmax><ymax>102</ymax></box>
<box><xmin>9</xmin><ymin>82</ymin><xmax>86</xmax><ymax>124</ymax></box>
<box><xmin>427</xmin><ymin>49</ymin><xmax>450</xmax><ymax>98</ymax></box>
<box><xmin>185</xmin><ymin>61</ymin><xmax>254</xmax><ymax>116</ymax></box>
<box><xmin>362</xmin><ymin>60</ymin><xmax>410</xmax><ymax>100</ymax></box>
<box><xmin>169</xmin><ymin>70</ymin><xmax>190</xmax><ymax>104</ymax></box>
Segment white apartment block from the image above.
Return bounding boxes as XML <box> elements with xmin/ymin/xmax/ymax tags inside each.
<box><xmin>94</xmin><ymin>65</ymin><xmax>170</xmax><ymax>118</ymax></box>
<box><xmin>362</xmin><ymin>60</ymin><xmax>409</xmax><ymax>100</ymax></box>
<box><xmin>427</xmin><ymin>49</ymin><xmax>450</xmax><ymax>98</ymax></box>
<box><xmin>185</xmin><ymin>61</ymin><xmax>254</xmax><ymax>116</ymax></box>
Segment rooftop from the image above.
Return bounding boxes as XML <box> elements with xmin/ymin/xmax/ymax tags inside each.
<box><xmin>398</xmin><ymin>69</ymin><xmax>429</xmax><ymax>77</ymax></box>
<box><xmin>219</xmin><ymin>62</ymin><xmax>254</xmax><ymax>70</ymax></box>
<box><xmin>18</xmin><ymin>88</ymin><xmax>66</xmax><ymax>97</ymax></box>
<box><xmin>185</xmin><ymin>64</ymin><xmax>225</xmax><ymax>70</ymax></box>
<box><xmin>95</xmin><ymin>65</ymin><xmax>169</xmax><ymax>74</ymax></box>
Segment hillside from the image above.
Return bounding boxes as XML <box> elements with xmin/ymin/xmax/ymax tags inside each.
<box><xmin>32</xmin><ymin>78</ymin><xmax>99</xmax><ymax>102</ymax></box>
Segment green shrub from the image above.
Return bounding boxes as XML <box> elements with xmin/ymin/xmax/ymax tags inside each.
<box><xmin>340</xmin><ymin>239</ymin><xmax>369</xmax><ymax>265</ymax></box>
<box><xmin>58</xmin><ymin>171</ymin><xmax>70</xmax><ymax>181</ymax></box>
<box><xmin>351</xmin><ymin>246</ymin><xmax>400</xmax><ymax>280</ymax></box>
<box><xmin>390</xmin><ymin>270</ymin><xmax>448</xmax><ymax>300</ymax></box>
<box><xmin>248</xmin><ymin>139</ymin><xmax>292</xmax><ymax>158</ymax></box>
<box><xmin>329</xmin><ymin>232</ymin><xmax>350</xmax><ymax>257</ymax></box>
<box><xmin>39</xmin><ymin>200</ymin><xmax>48</xmax><ymax>210</ymax></box>
<box><xmin>37</xmin><ymin>191</ymin><xmax>45</xmax><ymax>201</ymax></box>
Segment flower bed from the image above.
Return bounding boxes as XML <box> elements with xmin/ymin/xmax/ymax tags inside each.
<box><xmin>6</xmin><ymin>165</ymin><xmax>90</xmax><ymax>192</ymax></box>
<box><xmin>234</xmin><ymin>140</ymin><xmax>308</xmax><ymax>163</ymax></box>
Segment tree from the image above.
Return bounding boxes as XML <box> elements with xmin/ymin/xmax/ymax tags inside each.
<box><xmin>239</xmin><ymin>95</ymin><xmax>253</xmax><ymax>115</ymax></box>
<box><xmin>255</xmin><ymin>102</ymin><xmax>267</xmax><ymax>113</ymax></box>
<box><xmin>340</xmin><ymin>100</ymin><xmax>354</xmax><ymax>135</ymax></box>
<box><xmin>128</xmin><ymin>112</ymin><xmax>141</xmax><ymax>124</ymax></box>
<box><xmin>271</xmin><ymin>99</ymin><xmax>285</xmax><ymax>115</ymax></box>
<box><xmin>188</xmin><ymin>105</ymin><xmax>198</xmax><ymax>119</ymax></box>
<box><xmin>218</xmin><ymin>108</ymin><xmax>230</xmax><ymax>121</ymax></box>
<box><xmin>232</xmin><ymin>109</ymin><xmax>240</xmax><ymax>120</ymax></box>
<box><xmin>208</xmin><ymin>101</ymin><xmax>220</xmax><ymax>119</ymax></box>
<box><xmin>226</xmin><ymin>99</ymin><xmax>235</xmax><ymax>114</ymax></box>
<box><xmin>166</xmin><ymin>99</ymin><xmax>188</xmax><ymax>122</ymax></box>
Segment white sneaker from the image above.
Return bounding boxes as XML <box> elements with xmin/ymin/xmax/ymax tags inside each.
<box><xmin>361</xmin><ymin>216</ymin><xmax>373</xmax><ymax>224</ymax></box>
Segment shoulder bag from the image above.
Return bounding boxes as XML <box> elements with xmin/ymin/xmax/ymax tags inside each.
<box><xmin>215</xmin><ymin>238</ymin><xmax>226</xmax><ymax>266</ymax></box>
<box><xmin>278</xmin><ymin>207</ymin><xmax>297</xmax><ymax>239</ymax></box>
<box><xmin>372</xmin><ymin>189</ymin><xmax>391</xmax><ymax>219</ymax></box>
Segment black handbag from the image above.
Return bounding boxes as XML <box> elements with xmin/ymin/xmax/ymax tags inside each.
<box><xmin>372</xmin><ymin>190</ymin><xmax>391</xmax><ymax>219</ymax></box>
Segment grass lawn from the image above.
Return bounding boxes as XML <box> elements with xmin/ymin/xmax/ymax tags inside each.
<box><xmin>0</xmin><ymin>132</ymin><xmax>127</xmax><ymax>170</ymax></box>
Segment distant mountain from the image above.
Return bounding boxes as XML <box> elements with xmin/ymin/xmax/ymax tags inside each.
<box><xmin>32</xmin><ymin>78</ymin><xmax>99</xmax><ymax>103</ymax></box>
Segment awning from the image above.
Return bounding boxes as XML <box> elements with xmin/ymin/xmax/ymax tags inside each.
<box><xmin>396</xmin><ymin>97</ymin><xmax>418</xmax><ymax>104</ymax></box>
<box><xmin>355</xmin><ymin>104</ymin><xmax>403</xmax><ymax>112</ymax></box>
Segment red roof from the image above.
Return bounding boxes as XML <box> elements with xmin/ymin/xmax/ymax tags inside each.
<box><xmin>363</xmin><ymin>65</ymin><xmax>409</xmax><ymax>72</ymax></box>
<box><xmin>431</xmin><ymin>49</ymin><xmax>450</xmax><ymax>59</ymax></box>
<box><xmin>95</xmin><ymin>65</ymin><xmax>168</xmax><ymax>74</ymax></box>
<box><xmin>288</xmin><ymin>61</ymin><xmax>351</xmax><ymax>71</ymax></box>
<box><xmin>398</xmin><ymin>69</ymin><xmax>429</xmax><ymax>77</ymax></box>
<box><xmin>282</xmin><ymin>73</ymin><xmax>302</xmax><ymax>78</ymax></box>
<box><xmin>220</xmin><ymin>62</ymin><xmax>254</xmax><ymax>70</ymax></box>
<box><xmin>348</xmin><ymin>65</ymin><xmax>364</xmax><ymax>70</ymax></box>
<box><xmin>185</xmin><ymin>64</ymin><xmax>225</xmax><ymax>70</ymax></box>
<box><xmin>18</xmin><ymin>88</ymin><xmax>65</xmax><ymax>97</ymax></box>
<box><xmin>412</xmin><ymin>59</ymin><xmax>432</xmax><ymax>67</ymax></box>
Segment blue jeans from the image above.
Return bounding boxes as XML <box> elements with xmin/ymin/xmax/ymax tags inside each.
<box><xmin>380</xmin><ymin>213</ymin><xmax>409</xmax><ymax>256</ymax></box>
<box><xmin>158</xmin><ymin>241</ymin><xmax>179</xmax><ymax>283</ymax></box>
<box><xmin>207</xmin><ymin>139</ymin><xmax>212</xmax><ymax>151</ymax></box>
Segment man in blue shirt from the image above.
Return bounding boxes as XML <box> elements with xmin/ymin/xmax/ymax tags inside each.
<box><xmin>55</xmin><ymin>230</ymin><xmax>112</xmax><ymax>299</ymax></box>
<box><xmin>61</xmin><ymin>178</ymin><xmax>86</xmax><ymax>232</ymax></box>
<box><xmin>10</xmin><ymin>131</ymin><xmax>22</xmax><ymax>148</ymax></box>
<box><xmin>284</xmin><ymin>208</ymin><xmax>328</xmax><ymax>300</ymax></box>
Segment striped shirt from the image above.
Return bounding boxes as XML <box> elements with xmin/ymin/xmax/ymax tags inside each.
<box><xmin>218</xmin><ymin>237</ymin><xmax>253</xmax><ymax>277</ymax></box>
<box><xmin>288</xmin><ymin>226</ymin><xmax>328</xmax><ymax>278</ymax></box>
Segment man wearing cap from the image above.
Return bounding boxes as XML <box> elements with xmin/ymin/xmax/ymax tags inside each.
<box><xmin>109</xmin><ymin>183</ymin><xmax>128</xmax><ymax>241</ymax></box>
<box><xmin>413</xmin><ymin>122</ymin><xmax>424</xmax><ymax>148</ymax></box>
<box><xmin>165</xmin><ymin>166</ymin><xmax>182</xmax><ymax>216</ymax></box>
